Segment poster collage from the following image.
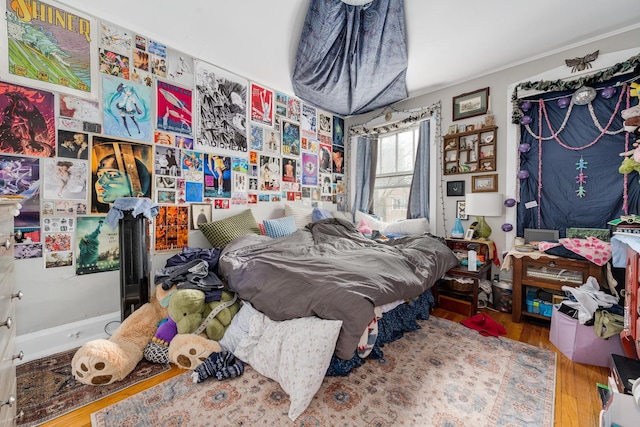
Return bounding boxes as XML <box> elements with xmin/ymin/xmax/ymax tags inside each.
<box><xmin>0</xmin><ymin>1</ymin><xmax>346</xmax><ymax>274</ymax></box>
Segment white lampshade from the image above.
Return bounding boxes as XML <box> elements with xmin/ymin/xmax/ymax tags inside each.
<box><xmin>465</xmin><ymin>193</ymin><xmax>504</xmax><ymax>217</ymax></box>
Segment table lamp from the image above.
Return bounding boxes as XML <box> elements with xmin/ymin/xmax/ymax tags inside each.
<box><xmin>465</xmin><ymin>193</ymin><xmax>503</xmax><ymax>239</ymax></box>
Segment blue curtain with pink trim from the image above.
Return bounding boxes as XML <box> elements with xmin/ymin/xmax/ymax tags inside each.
<box><xmin>517</xmin><ymin>74</ymin><xmax>640</xmax><ymax>237</ymax></box>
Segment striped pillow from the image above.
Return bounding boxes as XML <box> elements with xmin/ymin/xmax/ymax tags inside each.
<box><xmin>284</xmin><ymin>204</ymin><xmax>313</xmax><ymax>228</ymax></box>
<box><xmin>199</xmin><ymin>209</ymin><xmax>261</xmax><ymax>247</ymax></box>
<box><xmin>263</xmin><ymin>216</ymin><xmax>297</xmax><ymax>238</ymax></box>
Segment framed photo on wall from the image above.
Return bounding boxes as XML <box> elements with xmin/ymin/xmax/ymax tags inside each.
<box><xmin>471</xmin><ymin>173</ymin><xmax>498</xmax><ymax>192</ymax></box>
<box><xmin>456</xmin><ymin>200</ymin><xmax>468</xmax><ymax>219</ymax></box>
<box><xmin>191</xmin><ymin>203</ymin><xmax>212</xmax><ymax>229</ymax></box>
<box><xmin>446</xmin><ymin>180</ymin><xmax>465</xmax><ymax>196</ymax></box>
<box><xmin>453</xmin><ymin>87</ymin><xmax>489</xmax><ymax>121</ymax></box>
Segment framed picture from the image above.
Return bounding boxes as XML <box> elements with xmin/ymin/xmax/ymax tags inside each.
<box><xmin>458</xmin><ymin>124</ymin><xmax>467</xmax><ymax>133</ymax></box>
<box><xmin>446</xmin><ymin>180</ymin><xmax>465</xmax><ymax>196</ymax></box>
<box><xmin>190</xmin><ymin>203</ymin><xmax>212</xmax><ymax>229</ymax></box>
<box><xmin>448</xmin><ymin>124</ymin><xmax>457</xmax><ymax>135</ymax></box>
<box><xmin>456</xmin><ymin>200</ymin><xmax>468</xmax><ymax>220</ymax></box>
<box><xmin>471</xmin><ymin>173</ymin><xmax>498</xmax><ymax>192</ymax></box>
<box><xmin>453</xmin><ymin>87</ymin><xmax>489</xmax><ymax>121</ymax></box>
<box><xmin>465</xmin><ymin>124</ymin><xmax>475</xmax><ymax>131</ymax></box>
<box><xmin>464</xmin><ymin>228</ymin><xmax>475</xmax><ymax>240</ymax></box>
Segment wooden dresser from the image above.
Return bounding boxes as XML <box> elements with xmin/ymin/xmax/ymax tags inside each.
<box><xmin>0</xmin><ymin>201</ymin><xmax>23</xmax><ymax>427</ymax></box>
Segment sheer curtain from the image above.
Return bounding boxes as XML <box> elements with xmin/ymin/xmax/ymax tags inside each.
<box><xmin>407</xmin><ymin>120</ymin><xmax>430</xmax><ymax>219</ymax></box>
<box><xmin>292</xmin><ymin>0</ymin><xmax>407</xmax><ymax>115</ymax></box>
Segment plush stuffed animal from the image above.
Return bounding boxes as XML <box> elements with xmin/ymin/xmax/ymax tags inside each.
<box><xmin>168</xmin><ymin>289</ymin><xmax>240</xmax><ymax>341</ymax></box>
<box><xmin>71</xmin><ymin>284</ymin><xmax>233</xmax><ymax>386</ymax></box>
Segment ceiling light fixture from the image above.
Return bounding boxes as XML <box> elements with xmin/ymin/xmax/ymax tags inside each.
<box><xmin>340</xmin><ymin>0</ymin><xmax>374</xmax><ymax>5</ymax></box>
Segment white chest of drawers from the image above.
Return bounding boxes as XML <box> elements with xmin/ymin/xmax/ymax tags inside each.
<box><xmin>0</xmin><ymin>202</ymin><xmax>23</xmax><ymax>427</ymax></box>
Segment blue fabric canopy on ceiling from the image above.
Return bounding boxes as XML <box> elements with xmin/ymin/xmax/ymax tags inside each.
<box><xmin>292</xmin><ymin>0</ymin><xmax>408</xmax><ymax>116</ymax></box>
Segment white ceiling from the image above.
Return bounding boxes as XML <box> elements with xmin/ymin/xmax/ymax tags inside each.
<box><xmin>58</xmin><ymin>0</ymin><xmax>640</xmax><ymax>111</ymax></box>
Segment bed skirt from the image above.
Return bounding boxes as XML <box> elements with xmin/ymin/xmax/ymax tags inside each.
<box><xmin>326</xmin><ymin>289</ymin><xmax>435</xmax><ymax>376</ymax></box>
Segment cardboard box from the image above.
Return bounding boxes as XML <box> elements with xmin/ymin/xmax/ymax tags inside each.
<box><xmin>549</xmin><ymin>305</ymin><xmax>625</xmax><ymax>367</ymax></box>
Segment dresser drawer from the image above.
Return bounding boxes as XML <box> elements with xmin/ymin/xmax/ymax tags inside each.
<box><xmin>0</xmin><ymin>263</ymin><xmax>14</xmax><ymax>293</ymax></box>
<box><xmin>0</xmin><ymin>376</ymin><xmax>16</xmax><ymax>427</ymax></box>
<box><xmin>0</xmin><ymin>303</ymin><xmax>15</xmax><ymax>358</ymax></box>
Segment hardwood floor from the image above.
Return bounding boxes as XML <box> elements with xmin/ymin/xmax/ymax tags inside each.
<box><xmin>39</xmin><ymin>307</ymin><xmax>608</xmax><ymax>427</ymax></box>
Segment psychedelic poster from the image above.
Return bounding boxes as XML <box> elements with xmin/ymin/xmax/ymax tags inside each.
<box><xmin>302</xmin><ymin>152</ymin><xmax>318</xmax><ymax>186</ymax></box>
<box><xmin>204</xmin><ymin>153</ymin><xmax>230</xmax><ymax>198</ymax></box>
<box><xmin>90</xmin><ymin>137</ymin><xmax>153</xmax><ymax>214</ymax></box>
<box><xmin>102</xmin><ymin>74</ymin><xmax>152</xmax><ymax>141</ymax></box>
<box><xmin>43</xmin><ymin>158</ymin><xmax>87</xmax><ymax>200</ymax></box>
<box><xmin>194</xmin><ymin>60</ymin><xmax>248</xmax><ymax>154</ymax></box>
<box><xmin>75</xmin><ymin>215</ymin><xmax>119</xmax><ymax>275</ymax></box>
<box><xmin>0</xmin><ymin>81</ymin><xmax>55</xmax><ymax>156</ymax></box>
<box><xmin>4</xmin><ymin>0</ymin><xmax>96</xmax><ymax>96</ymax></box>
<box><xmin>333</xmin><ymin>116</ymin><xmax>345</xmax><ymax>146</ymax></box>
<box><xmin>250</xmin><ymin>82</ymin><xmax>273</xmax><ymax>127</ymax></box>
<box><xmin>281</xmin><ymin>120</ymin><xmax>300</xmax><ymax>157</ymax></box>
<box><xmin>154</xmin><ymin>205</ymin><xmax>188</xmax><ymax>251</ymax></box>
<box><xmin>301</xmin><ymin>103</ymin><xmax>317</xmax><ymax>140</ymax></box>
<box><xmin>156</xmin><ymin>80</ymin><xmax>192</xmax><ymax>135</ymax></box>
<box><xmin>59</xmin><ymin>94</ymin><xmax>101</xmax><ymax>133</ymax></box>
<box><xmin>1</xmin><ymin>154</ymin><xmax>41</xmax><ymax>257</ymax></box>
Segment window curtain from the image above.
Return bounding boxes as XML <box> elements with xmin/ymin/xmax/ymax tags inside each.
<box><xmin>292</xmin><ymin>0</ymin><xmax>408</xmax><ymax>116</ymax></box>
<box><xmin>407</xmin><ymin>120</ymin><xmax>430</xmax><ymax>219</ymax></box>
<box><xmin>352</xmin><ymin>135</ymin><xmax>378</xmax><ymax>220</ymax></box>
<box><xmin>517</xmin><ymin>74</ymin><xmax>640</xmax><ymax>237</ymax></box>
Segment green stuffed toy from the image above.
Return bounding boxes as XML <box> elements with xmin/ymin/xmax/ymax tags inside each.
<box><xmin>168</xmin><ymin>289</ymin><xmax>240</xmax><ymax>341</ymax></box>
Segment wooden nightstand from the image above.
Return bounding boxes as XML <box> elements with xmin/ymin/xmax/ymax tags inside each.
<box><xmin>436</xmin><ymin>239</ymin><xmax>493</xmax><ymax>316</ymax></box>
<box><xmin>510</xmin><ymin>252</ymin><xmax>604</xmax><ymax>323</ymax></box>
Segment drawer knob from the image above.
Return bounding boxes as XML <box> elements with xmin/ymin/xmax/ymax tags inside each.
<box><xmin>15</xmin><ymin>410</ymin><xmax>24</xmax><ymax>421</ymax></box>
<box><xmin>0</xmin><ymin>317</ymin><xmax>13</xmax><ymax>329</ymax></box>
<box><xmin>3</xmin><ymin>395</ymin><xmax>15</xmax><ymax>407</ymax></box>
<box><xmin>12</xmin><ymin>351</ymin><xmax>24</xmax><ymax>361</ymax></box>
<box><xmin>11</xmin><ymin>290</ymin><xmax>23</xmax><ymax>300</ymax></box>
<box><xmin>548</xmin><ymin>261</ymin><xmax>557</xmax><ymax>268</ymax></box>
<box><xmin>3</xmin><ymin>238</ymin><xmax>10</xmax><ymax>250</ymax></box>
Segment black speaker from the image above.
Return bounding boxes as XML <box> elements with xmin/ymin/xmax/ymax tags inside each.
<box><xmin>118</xmin><ymin>211</ymin><xmax>150</xmax><ymax>321</ymax></box>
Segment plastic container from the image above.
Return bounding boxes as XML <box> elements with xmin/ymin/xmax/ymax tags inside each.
<box><xmin>540</xmin><ymin>300</ymin><xmax>553</xmax><ymax>317</ymax></box>
<box><xmin>492</xmin><ymin>280</ymin><xmax>513</xmax><ymax>313</ymax></box>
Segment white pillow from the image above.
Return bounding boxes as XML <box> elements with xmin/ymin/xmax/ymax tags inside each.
<box><xmin>331</xmin><ymin>210</ymin><xmax>354</xmax><ymax>224</ymax></box>
<box><xmin>385</xmin><ymin>217</ymin><xmax>430</xmax><ymax>235</ymax></box>
<box><xmin>233</xmin><ymin>312</ymin><xmax>342</xmax><ymax>421</ymax></box>
<box><xmin>219</xmin><ymin>302</ymin><xmax>259</xmax><ymax>354</ymax></box>
<box><xmin>284</xmin><ymin>204</ymin><xmax>314</xmax><ymax>228</ymax></box>
<box><xmin>354</xmin><ymin>210</ymin><xmax>389</xmax><ymax>232</ymax></box>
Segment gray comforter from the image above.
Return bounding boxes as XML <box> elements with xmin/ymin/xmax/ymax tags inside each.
<box><xmin>218</xmin><ymin>218</ymin><xmax>459</xmax><ymax>359</ymax></box>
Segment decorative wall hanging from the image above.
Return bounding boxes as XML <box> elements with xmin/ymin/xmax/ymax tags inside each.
<box><xmin>446</xmin><ymin>181</ymin><xmax>465</xmax><ymax>197</ymax></box>
<box><xmin>564</xmin><ymin>50</ymin><xmax>599</xmax><ymax>73</ymax></box>
<box><xmin>452</xmin><ymin>87</ymin><xmax>489</xmax><ymax>121</ymax></box>
<box><xmin>511</xmin><ymin>53</ymin><xmax>640</xmax><ymax>124</ymax></box>
<box><xmin>575</xmin><ymin>156</ymin><xmax>588</xmax><ymax>198</ymax></box>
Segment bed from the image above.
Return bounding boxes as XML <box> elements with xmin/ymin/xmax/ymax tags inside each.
<box><xmin>184</xmin><ymin>208</ymin><xmax>459</xmax><ymax>420</ymax></box>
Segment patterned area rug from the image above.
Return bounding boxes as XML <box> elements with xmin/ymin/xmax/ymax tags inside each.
<box><xmin>92</xmin><ymin>317</ymin><xmax>556</xmax><ymax>426</ymax></box>
<box><xmin>16</xmin><ymin>347</ymin><xmax>170</xmax><ymax>426</ymax></box>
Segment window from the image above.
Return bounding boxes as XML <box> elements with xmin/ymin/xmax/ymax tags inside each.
<box><xmin>372</xmin><ymin>127</ymin><xmax>419</xmax><ymax>222</ymax></box>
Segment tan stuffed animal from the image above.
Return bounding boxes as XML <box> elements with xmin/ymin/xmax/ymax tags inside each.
<box><xmin>71</xmin><ymin>285</ymin><xmax>223</xmax><ymax>386</ymax></box>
